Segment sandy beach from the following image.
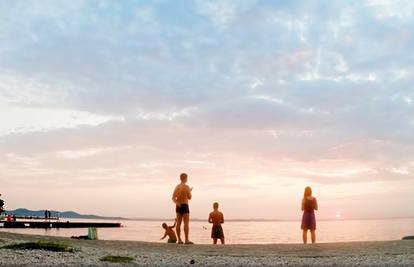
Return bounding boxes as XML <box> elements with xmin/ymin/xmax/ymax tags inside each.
<box><xmin>0</xmin><ymin>232</ymin><xmax>413</xmax><ymax>266</ymax></box>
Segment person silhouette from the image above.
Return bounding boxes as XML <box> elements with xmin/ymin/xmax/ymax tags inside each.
<box><xmin>208</xmin><ymin>202</ymin><xmax>225</xmax><ymax>244</ymax></box>
<box><xmin>172</xmin><ymin>173</ymin><xmax>193</xmax><ymax>244</ymax></box>
<box><xmin>301</xmin><ymin>186</ymin><xmax>318</xmax><ymax>244</ymax></box>
<box><xmin>160</xmin><ymin>220</ymin><xmax>177</xmax><ymax>243</ymax></box>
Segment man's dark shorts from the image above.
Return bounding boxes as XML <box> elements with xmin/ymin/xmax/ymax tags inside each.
<box><xmin>211</xmin><ymin>225</ymin><xmax>224</xmax><ymax>239</ymax></box>
<box><xmin>176</xmin><ymin>204</ymin><xmax>190</xmax><ymax>214</ymax></box>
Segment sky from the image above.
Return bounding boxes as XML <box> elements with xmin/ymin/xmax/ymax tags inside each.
<box><xmin>0</xmin><ymin>0</ymin><xmax>413</xmax><ymax>220</ymax></box>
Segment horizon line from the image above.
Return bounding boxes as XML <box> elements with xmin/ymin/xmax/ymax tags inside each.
<box><xmin>7</xmin><ymin>208</ymin><xmax>414</xmax><ymax>222</ymax></box>
<box><xmin>126</xmin><ymin>215</ymin><xmax>414</xmax><ymax>222</ymax></box>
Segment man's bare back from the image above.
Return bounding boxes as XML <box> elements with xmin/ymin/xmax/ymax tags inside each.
<box><xmin>208</xmin><ymin>210</ymin><xmax>224</xmax><ymax>225</ymax></box>
<box><xmin>173</xmin><ymin>183</ymin><xmax>192</xmax><ymax>205</ymax></box>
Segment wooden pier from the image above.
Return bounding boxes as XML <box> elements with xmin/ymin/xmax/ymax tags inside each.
<box><xmin>0</xmin><ymin>221</ymin><xmax>121</xmax><ymax>228</ymax></box>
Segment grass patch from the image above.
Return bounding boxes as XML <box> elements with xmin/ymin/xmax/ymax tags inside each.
<box><xmin>100</xmin><ymin>255</ymin><xmax>135</xmax><ymax>263</ymax></box>
<box><xmin>2</xmin><ymin>241</ymin><xmax>74</xmax><ymax>252</ymax></box>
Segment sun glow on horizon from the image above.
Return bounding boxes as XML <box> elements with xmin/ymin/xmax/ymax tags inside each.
<box><xmin>335</xmin><ymin>212</ymin><xmax>342</xmax><ymax>220</ymax></box>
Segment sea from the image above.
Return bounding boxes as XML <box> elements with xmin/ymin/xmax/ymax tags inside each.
<box><xmin>1</xmin><ymin>218</ymin><xmax>413</xmax><ymax>244</ymax></box>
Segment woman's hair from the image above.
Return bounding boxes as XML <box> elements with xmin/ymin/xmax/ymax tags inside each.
<box><xmin>304</xmin><ymin>186</ymin><xmax>312</xmax><ymax>198</ymax></box>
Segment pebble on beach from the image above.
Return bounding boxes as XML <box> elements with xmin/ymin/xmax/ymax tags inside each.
<box><xmin>0</xmin><ymin>233</ymin><xmax>414</xmax><ymax>266</ymax></box>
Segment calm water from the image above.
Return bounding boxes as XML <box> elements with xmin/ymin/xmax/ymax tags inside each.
<box><xmin>1</xmin><ymin>218</ymin><xmax>413</xmax><ymax>244</ymax></box>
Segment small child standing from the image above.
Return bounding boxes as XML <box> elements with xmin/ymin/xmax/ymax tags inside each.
<box><xmin>208</xmin><ymin>202</ymin><xmax>225</xmax><ymax>244</ymax></box>
<box><xmin>161</xmin><ymin>220</ymin><xmax>177</xmax><ymax>243</ymax></box>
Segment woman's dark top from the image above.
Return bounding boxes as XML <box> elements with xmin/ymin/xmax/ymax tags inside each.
<box><xmin>303</xmin><ymin>197</ymin><xmax>317</xmax><ymax>212</ymax></box>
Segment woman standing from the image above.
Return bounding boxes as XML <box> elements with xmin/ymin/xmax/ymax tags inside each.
<box><xmin>301</xmin><ymin>186</ymin><xmax>318</xmax><ymax>244</ymax></box>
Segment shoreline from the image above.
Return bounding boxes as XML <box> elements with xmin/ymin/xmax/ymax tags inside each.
<box><xmin>0</xmin><ymin>232</ymin><xmax>413</xmax><ymax>266</ymax></box>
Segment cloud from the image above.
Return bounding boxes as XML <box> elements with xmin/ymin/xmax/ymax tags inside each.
<box><xmin>0</xmin><ymin>0</ymin><xmax>413</xmax><ymax>218</ymax></box>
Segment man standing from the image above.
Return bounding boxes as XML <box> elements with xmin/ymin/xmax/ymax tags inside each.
<box><xmin>172</xmin><ymin>173</ymin><xmax>193</xmax><ymax>244</ymax></box>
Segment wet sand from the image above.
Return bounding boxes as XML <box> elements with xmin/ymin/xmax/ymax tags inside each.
<box><xmin>0</xmin><ymin>231</ymin><xmax>413</xmax><ymax>266</ymax></box>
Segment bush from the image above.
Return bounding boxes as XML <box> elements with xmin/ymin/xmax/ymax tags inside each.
<box><xmin>0</xmin><ymin>198</ymin><xmax>4</xmax><ymax>214</ymax></box>
<box><xmin>100</xmin><ymin>255</ymin><xmax>134</xmax><ymax>263</ymax></box>
<box><xmin>2</xmin><ymin>241</ymin><xmax>74</xmax><ymax>252</ymax></box>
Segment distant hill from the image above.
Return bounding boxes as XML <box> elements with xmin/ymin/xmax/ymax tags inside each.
<box><xmin>5</xmin><ymin>208</ymin><xmax>125</xmax><ymax>220</ymax></box>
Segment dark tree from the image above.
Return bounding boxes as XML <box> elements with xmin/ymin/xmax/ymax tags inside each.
<box><xmin>0</xmin><ymin>198</ymin><xmax>4</xmax><ymax>214</ymax></box>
